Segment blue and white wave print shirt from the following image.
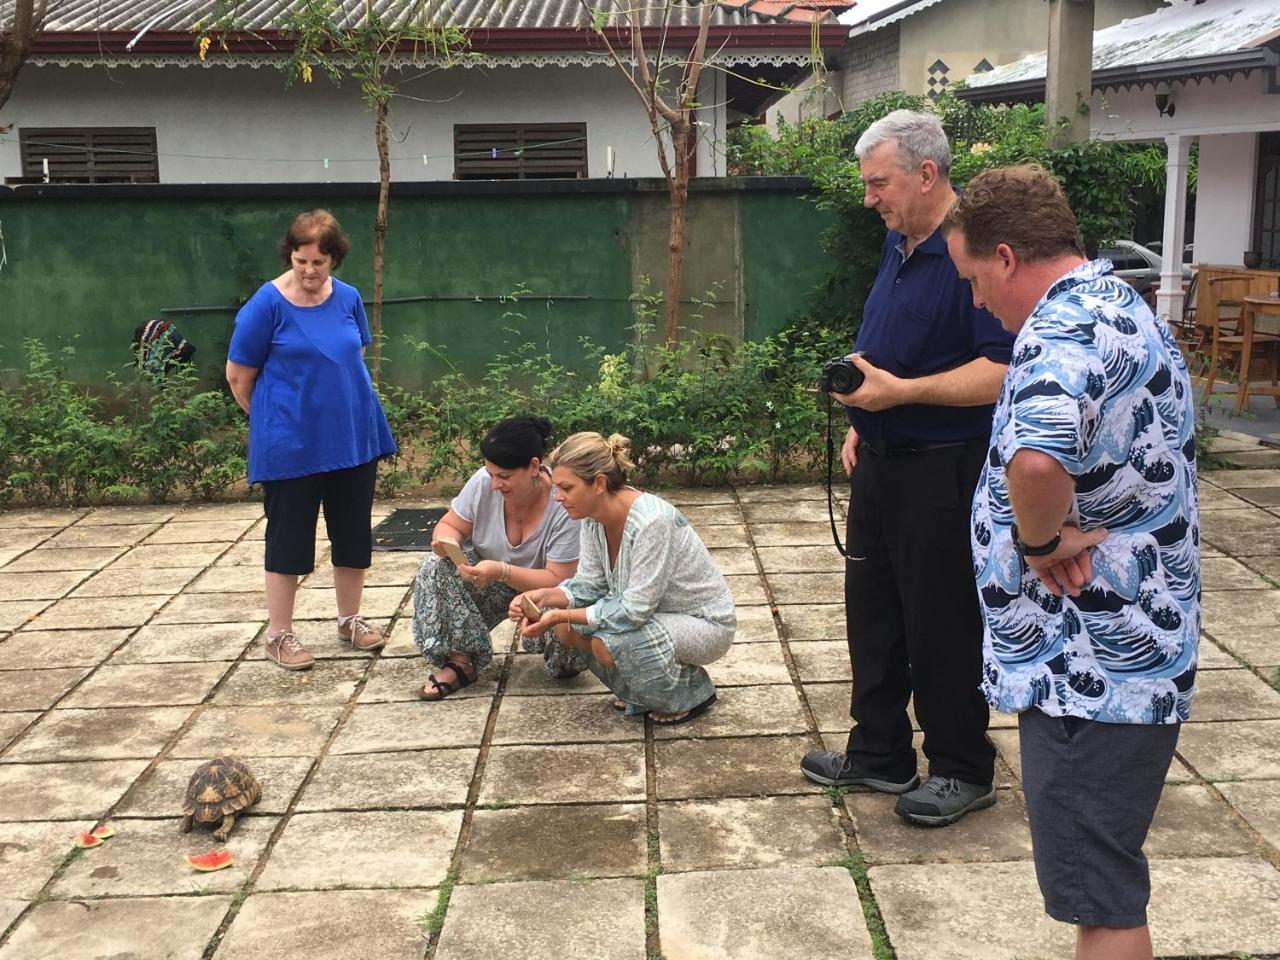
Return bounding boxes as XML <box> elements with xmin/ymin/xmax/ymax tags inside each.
<box><xmin>973</xmin><ymin>259</ymin><xmax>1200</xmax><ymax>725</ymax></box>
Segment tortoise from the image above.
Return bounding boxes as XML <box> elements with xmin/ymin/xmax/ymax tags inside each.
<box><xmin>180</xmin><ymin>756</ymin><xmax>260</xmax><ymax>842</ymax></box>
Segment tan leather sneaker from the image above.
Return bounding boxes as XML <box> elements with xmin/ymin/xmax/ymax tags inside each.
<box><xmin>265</xmin><ymin>631</ymin><xmax>315</xmax><ymax>671</ymax></box>
<box><xmin>338</xmin><ymin>615</ymin><xmax>386</xmax><ymax>652</ymax></box>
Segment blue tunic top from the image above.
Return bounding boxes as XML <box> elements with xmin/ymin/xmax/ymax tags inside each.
<box><xmin>850</xmin><ymin>226</ymin><xmax>1014</xmax><ymax>447</ymax></box>
<box><xmin>228</xmin><ymin>278</ymin><xmax>397</xmax><ymax>483</ymax></box>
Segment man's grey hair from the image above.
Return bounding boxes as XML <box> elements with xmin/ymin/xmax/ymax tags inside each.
<box><xmin>855</xmin><ymin>109</ymin><xmax>951</xmax><ymax>176</ymax></box>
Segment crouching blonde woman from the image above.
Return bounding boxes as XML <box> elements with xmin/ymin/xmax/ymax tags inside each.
<box><xmin>511</xmin><ymin>432</ymin><xmax>734</xmax><ymax>724</ymax></box>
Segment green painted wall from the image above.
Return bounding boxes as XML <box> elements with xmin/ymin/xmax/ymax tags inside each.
<box><xmin>0</xmin><ymin>179</ymin><xmax>834</xmax><ymax>391</ymax></box>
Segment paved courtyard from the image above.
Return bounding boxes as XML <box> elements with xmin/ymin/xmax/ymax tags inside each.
<box><xmin>0</xmin><ymin>458</ymin><xmax>1278</xmax><ymax>960</ymax></box>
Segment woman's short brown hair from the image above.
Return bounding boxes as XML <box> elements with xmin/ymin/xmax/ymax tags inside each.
<box><xmin>943</xmin><ymin>164</ymin><xmax>1084</xmax><ymax>263</ymax></box>
<box><xmin>278</xmin><ymin>209</ymin><xmax>350</xmax><ymax>268</ymax></box>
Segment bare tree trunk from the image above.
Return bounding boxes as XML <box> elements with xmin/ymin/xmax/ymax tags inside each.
<box><xmin>0</xmin><ymin>0</ymin><xmax>48</xmax><ymax>114</ymax></box>
<box><xmin>371</xmin><ymin>96</ymin><xmax>390</xmax><ymax>383</ymax></box>
<box><xmin>664</xmin><ymin>120</ymin><xmax>691</xmax><ymax>346</ymax></box>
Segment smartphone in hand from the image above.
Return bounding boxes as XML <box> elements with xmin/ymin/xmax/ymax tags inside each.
<box><xmin>438</xmin><ymin>538</ymin><xmax>467</xmax><ymax>567</ymax></box>
<box><xmin>520</xmin><ymin>594</ymin><xmax>541</xmax><ymax>621</ymax></box>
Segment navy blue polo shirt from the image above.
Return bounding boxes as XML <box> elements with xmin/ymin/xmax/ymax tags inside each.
<box><xmin>848</xmin><ymin>225</ymin><xmax>1013</xmax><ymax>447</ymax></box>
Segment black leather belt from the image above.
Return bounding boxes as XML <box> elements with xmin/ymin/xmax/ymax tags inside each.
<box><xmin>857</xmin><ymin>437</ymin><xmax>980</xmax><ymax>457</ymax></box>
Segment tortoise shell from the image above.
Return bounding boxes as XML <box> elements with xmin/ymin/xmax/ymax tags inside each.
<box><xmin>182</xmin><ymin>756</ymin><xmax>260</xmax><ymax>825</ymax></box>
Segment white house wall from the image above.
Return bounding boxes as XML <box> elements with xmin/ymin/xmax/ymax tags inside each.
<box><xmin>1193</xmin><ymin>133</ymin><xmax>1259</xmax><ymax>266</ymax></box>
<box><xmin>0</xmin><ymin>61</ymin><xmax>730</xmax><ymax>183</ymax></box>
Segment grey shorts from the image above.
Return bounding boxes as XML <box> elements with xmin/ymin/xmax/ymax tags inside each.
<box><xmin>1018</xmin><ymin>707</ymin><xmax>1180</xmax><ymax>929</ymax></box>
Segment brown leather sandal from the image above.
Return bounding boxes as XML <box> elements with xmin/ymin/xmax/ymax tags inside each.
<box><xmin>417</xmin><ymin>654</ymin><xmax>477</xmax><ymax>701</ymax></box>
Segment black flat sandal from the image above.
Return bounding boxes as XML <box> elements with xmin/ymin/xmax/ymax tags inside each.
<box><xmin>417</xmin><ymin>655</ymin><xmax>476</xmax><ymax>701</ymax></box>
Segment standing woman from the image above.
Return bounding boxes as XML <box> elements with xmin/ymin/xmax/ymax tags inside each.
<box><xmin>412</xmin><ymin>416</ymin><xmax>583</xmax><ymax>700</ymax></box>
<box><xmin>513</xmin><ymin>432</ymin><xmax>734</xmax><ymax>723</ymax></box>
<box><xmin>226</xmin><ymin>209</ymin><xmax>396</xmax><ymax>671</ymax></box>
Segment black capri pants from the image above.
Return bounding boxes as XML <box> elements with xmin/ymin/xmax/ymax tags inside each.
<box><xmin>261</xmin><ymin>459</ymin><xmax>378</xmax><ymax>576</ymax></box>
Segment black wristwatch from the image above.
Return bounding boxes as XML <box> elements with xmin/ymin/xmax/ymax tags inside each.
<box><xmin>1011</xmin><ymin>522</ymin><xmax>1061</xmax><ymax>557</ymax></box>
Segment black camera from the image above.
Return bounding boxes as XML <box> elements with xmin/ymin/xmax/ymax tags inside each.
<box><xmin>820</xmin><ymin>356</ymin><xmax>865</xmax><ymax>395</ymax></box>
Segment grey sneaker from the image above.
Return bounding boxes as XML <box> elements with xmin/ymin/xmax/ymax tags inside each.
<box><xmin>265</xmin><ymin>631</ymin><xmax>315</xmax><ymax>671</ymax></box>
<box><xmin>800</xmin><ymin>750</ymin><xmax>920</xmax><ymax>794</ymax></box>
<box><xmin>894</xmin><ymin>776</ymin><xmax>995</xmax><ymax>827</ymax></box>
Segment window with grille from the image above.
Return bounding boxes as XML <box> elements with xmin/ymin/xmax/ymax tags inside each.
<box><xmin>453</xmin><ymin>123</ymin><xmax>587</xmax><ymax>180</ymax></box>
<box><xmin>16</xmin><ymin>127</ymin><xmax>159</xmax><ymax>184</ymax></box>
<box><xmin>1254</xmin><ymin>132</ymin><xmax>1280</xmax><ymax>269</ymax></box>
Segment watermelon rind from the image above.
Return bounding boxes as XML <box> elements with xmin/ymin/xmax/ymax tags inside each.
<box><xmin>185</xmin><ymin>850</ymin><xmax>234</xmax><ymax>872</ymax></box>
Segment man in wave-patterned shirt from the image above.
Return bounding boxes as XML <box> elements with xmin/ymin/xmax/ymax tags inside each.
<box><xmin>944</xmin><ymin>165</ymin><xmax>1198</xmax><ymax>960</ymax></box>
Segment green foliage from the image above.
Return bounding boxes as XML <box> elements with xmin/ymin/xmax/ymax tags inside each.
<box><xmin>0</xmin><ymin>340</ymin><xmax>247</xmax><ymax>507</ymax></box>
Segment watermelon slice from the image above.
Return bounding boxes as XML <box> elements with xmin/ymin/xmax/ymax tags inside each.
<box><xmin>90</xmin><ymin>825</ymin><xmax>115</xmax><ymax>840</ymax></box>
<box><xmin>185</xmin><ymin>849</ymin><xmax>234</xmax><ymax>872</ymax></box>
<box><xmin>74</xmin><ymin>832</ymin><xmax>104</xmax><ymax>849</ymax></box>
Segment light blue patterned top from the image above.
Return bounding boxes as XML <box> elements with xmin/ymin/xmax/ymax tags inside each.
<box><xmin>973</xmin><ymin>259</ymin><xmax>1200</xmax><ymax>724</ymax></box>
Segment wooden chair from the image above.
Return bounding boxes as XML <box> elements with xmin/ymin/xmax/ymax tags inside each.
<box><xmin>1235</xmin><ymin>294</ymin><xmax>1280</xmax><ymax>413</ymax></box>
<box><xmin>1201</xmin><ymin>277</ymin><xmax>1280</xmax><ymax>403</ymax></box>
<box><xmin>1166</xmin><ymin>272</ymin><xmax>1204</xmax><ymax>368</ymax></box>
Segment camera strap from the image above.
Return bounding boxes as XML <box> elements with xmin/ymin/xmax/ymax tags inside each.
<box><xmin>825</xmin><ymin>395</ymin><xmax>852</xmax><ymax>559</ymax></box>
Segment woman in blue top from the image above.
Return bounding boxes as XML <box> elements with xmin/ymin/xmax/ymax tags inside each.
<box><xmin>226</xmin><ymin>209</ymin><xmax>396</xmax><ymax>671</ymax></box>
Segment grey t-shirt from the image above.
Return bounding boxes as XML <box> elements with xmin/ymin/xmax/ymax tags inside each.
<box><xmin>451</xmin><ymin>466</ymin><xmax>581</xmax><ymax>567</ymax></box>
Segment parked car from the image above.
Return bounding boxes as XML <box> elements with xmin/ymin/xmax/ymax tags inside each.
<box><xmin>1098</xmin><ymin>239</ymin><xmax>1192</xmax><ymax>296</ymax></box>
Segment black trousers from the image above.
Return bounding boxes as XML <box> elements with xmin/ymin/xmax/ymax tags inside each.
<box><xmin>843</xmin><ymin>437</ymin><xmax>996</xmax><ymax>785</ymax></box>
<box><xmin>262</xmin><ymin>459</ymin><xmax>378</xmax><ymax>576</ymax></box>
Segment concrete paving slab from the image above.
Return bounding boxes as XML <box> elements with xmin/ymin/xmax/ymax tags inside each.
<box><xmin>790</xmin><ymin>640</ymin><xmax>852</xmax><ymax>682</ymax></box>
<box><xmin>0</xmin><ymin>628</ymin><xmax>131</xmax><ymax>669</ymax></box>
<box><xmin>1188</xmin><ymin>668</ymin><xmax>1280</xmax><ymax>721</ymax></box>
<box><xmin>1218</xmin><ymin>780</ymin><xmax>1280</xmax><ymax>850</ymax></box>
<box><xmin>0</xmin><ymin>713</ymin><xmax>37</xmax><ymax>751</ymax></box>
<box><xmin>145</xmin><ymin>519</ymin><xmax>256</xmax><ymax>544</ymax></box>
<box><xmin>0</xmin><ymin>546</ymin><xmax>122</xmax><ymax>573</ymax></box>
<box><xmin>330</xmin><ymin>699</ymin><xmax>490</xmax><ymax>754</ymax></box>
<box><xmin>170</xmin><ymin>704</ymin><xmax>344</xmax><ymax>759</ymax></box>
<box><xmin>50</xmin><ymin>814</ymin><xmax>276</xmax><ymax>898</ymax></box>
<box><xmin>434</xmin><ymin>877</ymin><xmax>645</xmax><ymax>960</ymax></box>
<box><xmin>1201</xmin><ymin>511</ymin><xmax>1280</xmax><ymax>556</ymax></box>
<box><xmin>479</xmin><ymin>743</ymin><xmax>646</xmax><ymax>805</ymax></box>
<box><xmin>376</xmin><ymin>616</ymin><xmax>420</xmax><ymax>657</ymax></box>
<box><xmin>0</xmin><ymin>508</ymin><xmax>87</xmax><ymax>528</ymax></box>
<box><xmin>731</xmin><ymin>605</ymin><xmax>780</xmax><ymax>644</ymax></box>
<box><xmin>1206</xmin><ymin>624</ymin><xmax>1280</xmax><ymax>669</ymax></box>
<box><xmin>256</xmin><ymin>809</ymin><xmax>461</xmax><ymax>890</ymax></box>
<box><xmin>298</xmin><ymin>748</ymin><xmax>476</xmax><ymax>812</ymax></box>
<box><xmin>44</xmin><ymin>523</ymin><xmax>160</xmax><ymax>549</ymax></box>
<box><xmin>303</xmin><ymin>552</ymin><xmax>425</xmax><ymax>588</ymax></box>
<box><xmin>777</xmin><ymin>603</ymin><xmax>845</xmax><ymax>640</ymax></box>
<box><xmin>680</xmin><ymin>504</ymin><xmax>744</xmax><ymax>525</ymax></box>
<box><xmin>110</xmin><ymin>622</ymin><xmax>260</xmax><ymax>663</ymax></box>
<box><xmin>214</xmin><ymin>889</ymin><xmax>430</xmax><ymax>960</ymax></box>
<box><xmin>211</xmin><ymin>540</ymin><xmax>268</xmax><ymax>566</ymax></box>
<box><xmin>741</xmin><ymin>501</ymin><xmax>832</xmax><ymax>524</ymax></box>
<box><xmin>59</xmin><ymin>662</ymin><xmax>229</xmax><ymax>708</ymax></box>
<box><xmin>705</xmin><ymin>548</ymin><xmax>760</xmax><ymax>575</ymax></box>
<box><xmin>659</xmin><ymin>795</ymin><xmax>847</xmax><ymax>871</ymax></box>
<box><xmin>735</xmin><ymin>484</ymin><xmax>826</xmax><ymax>503</ymax></box>
<box><xmin>657</xmin><ymin>866</ymin><xmax>873</xmax><ymax>960</ymax></box>
<box><xmin>1209</xmin><ymin>468</ymin><xmax>1280</xmax><ymax>489</ymax></box>
<box><xmin>492</xmin><ymin>693</ymin><xmax>643</xmax><ymax>745</ymax></box>
<box><xmin>174</xmin><ymin>501</ymin><xmax>266</xmax><ymax>520</ymax></box>
<box><xmin>748</xmin><ymin>521</ymin><xmax>835</xmax><ymax>547</ymax></box>
<box><xmin>870</xmin><ymin>860</ymin><xmax>1073</xmax><ymax>960</ymax></box>
<box><xmin>1201</xmin><ymin>555</ymin><xmax>1272</xmax><ymax>590</ymax></box>
<box><xmin>503</xmin><ymin>655</ymin><xmax>607</xmax><ymax>696</ymax></box>
<box><xmin>0</xmin><ymin>758</ymin><xmax>149</xmax><ymax>821</ymax></box>
<box><xmin>653</xmin><ymin>684</ymin><xmax>808</xmax><ymax>740</ymax></box>
<box><xmin>292</xmin><ymin>585</ymin><xmax>407</xmax><ymax>621</ymax></box>
<box><xmin>1197</xmin><ymin>482</ymin><xmax>1253</xmax><ymax>509</ymax></box>
<box><xmin>709</xmin><ymin>642</ymin><xmax>791</xmax><ymax>686</ymax></box>
<box><xmin>0</xmin><ymin>900</ymin><xmax>25</xmax><ymax>935</ymax></box>
<box><xmin>240</xmin><ymin>624</ymin><xmax>388</xmax><ymax>662</ymax></box>
<box><xmin>462</xmin><ymin>803</ymin><xmax>647</xmax><ymax>881</ymax></box>
<box><xmin>0</xmin><ymin>666</ymin><xmax>91</xmax><ymax>711</ymax></box>
<box><xmin>3</xmin><ymin>706</ymin><xmax>192</xmax><ymax>763</ymax></box>
<box><xmin>1202</xmin><ymin>589</ymin><xmax>1280</xmax><ymax>633</ymax></box>
<box><xmin>1234</xmin><ymin>485</ymin><xmax>1280</xmax><ymax>508</ymax></box>
<box><xmin>804</xmin><ymin>681</ymin><xmax>852</xmax><ymax>733</ymax></box>
<box><xmin>116</xmin><ymin>755</ymin><xmax>313</xmax><ymax>817</ymax></box>
<box><xmin>112</xmin><ymin>541</ymin><xmax>230</xmax><ymax>569</ymax></box>
<box><xmin>80</xmin><ymin>505</ymin><xmax>179</xmax><ymax>525</ymax></box>
<box><xmin>0</xmin><ymin>600</ymin><xmax>51</xmax><ymax>633</ymax></box>
<box><xmin>1242</xmin><ymin>552</ymin><xmax>1280</xmax><ymax>581</ymax></box>
<box><xmin>846</xmin><ymin>789</ymin><xmax>1032</xmax><ymax>866</ymax></box>
<box><xmin>154</xmin><ymin>591</ymin><xmax>267</xmax><ymax>624</ymax></box>
<box><xmin>1145</xmin><ymin>783</ymin><xmax>1258</xmax><ymax>858</ymax></box>
<box><xmin>1195</xmin><ymin>636</ymin><xmax>1240</xmax><ymax>668</ymax></box>
<box><xmin>70</xmin><ymin>565</ymin><xmax>203</xmax><ymax>599</ymax></box>
<box><xmin>766</xmin><ymin>572</ymin><xmax>845</xmax><ymax>606</ymax></box>
<box><xmin>665</xmin><ymin>488</ymin><xmax>736</xmax><ymax>505</ymax></box>
<box><xmin>0</xmin><ymin>894</ymin><xmax>230</xmax><ymax>960</ymax></box>
<box><xmin>686</xmin><ymin>524</ymin><xmax>749</xmax><ymax>548</ymax></box>
<box><xmin>211</xmin><ymin>659</ymin><xmax>365</xmax><ymax>706</ymax></box>
<box><xmin>824</xmin><ymin>729</ymin><xmax>1021</xmax><ymax>790</ymax></box>
<box><xmin>27</xmin><ymin>594</ymin><xmax>168</xmax><ymax>630</ymax></box>
<box><xmin>654</xmin><ymin>735</ymin><xmax>821</xmax><ymax>801</ymax></box>
<box><xmin>754</xmin><ymin>544</ymin><xmax>844</xmax><ymax>574</ymax></box>
<box><xmin>360</xmin><ymin>654</ymin><xmax>500</xmax><ymax>701</ymax></box>
<box><xmin>186</xmin><ymin>565</ymin><xmax>265</xmax><ymax>593</ymax></box>
<box><xmin>0</xmin><ymin>570</ymin><xmax>88</xmax><ymax>600</ymax></box>
<box><xmin>1148</xmin><ymin>857</ymin><xmax>1280</xmax><ymax>957</ymax></box>
<box><xmin>723</xmin><ymin>574</ymin><xmax>768</xmax><ymax>606</ymax></box>
<box><xmin>0</xmin><ymin>820</ymin><xmax>84</xmax><ymax>898</ymax></box>
<box><xmin>1177</xmin><ymin>719</ymin><xmax>1280</xmax><ymax>780</ymax></box>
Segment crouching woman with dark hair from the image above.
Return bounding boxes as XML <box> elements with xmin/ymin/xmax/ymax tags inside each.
<box><xmin>512</xmin><ymin>432</ymin><xmax>734</xmax><ymax>725</ymax></box>
<box><xmin>411</xmin><ymin>416</ymin><xmax>583</xmax><ymax>700</ymax></box>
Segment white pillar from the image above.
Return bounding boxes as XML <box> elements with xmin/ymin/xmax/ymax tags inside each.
<box><xmin>1156</xmin><ymin>133</ymin><xmax>1192</xmax><ymax>323</ymax></box>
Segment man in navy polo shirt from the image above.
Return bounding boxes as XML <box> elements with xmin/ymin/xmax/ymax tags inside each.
<box><xmin>800</xmin><ymin>110</ymin><xmax>1014</xmax><ymax>826</ymax></box>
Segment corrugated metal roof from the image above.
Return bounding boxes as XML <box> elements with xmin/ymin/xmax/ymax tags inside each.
<box><xmin>965</xmin><ymin>0</ymin><xmax>1280</xmax><ymax>89</ymax></box>
<box><xmin>2</xmin><ymin>0</ymin><xmax>847</xmax><ymax>32</ymax></box>
<box><xmin>839</xmin><ymin>0</ymin><xmax>945</xmax><ymax>36</ymax></box>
